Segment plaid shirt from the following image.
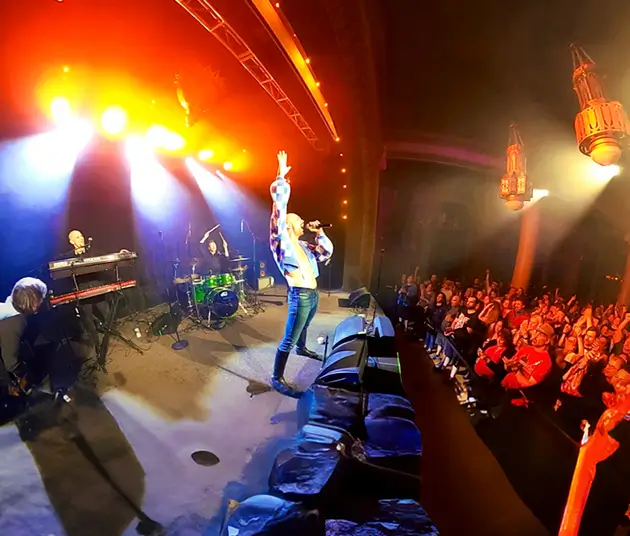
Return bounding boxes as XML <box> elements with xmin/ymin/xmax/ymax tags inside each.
<box><xmin>269</xmin><ymin>177</ymin><xmax>334</xmax><ymax>279</ymax></box>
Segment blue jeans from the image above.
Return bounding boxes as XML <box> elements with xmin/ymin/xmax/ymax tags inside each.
<box><xmin>278</xmin><ymin>287</ymin><xmax>319</xmax><ymax>353</ymax></box>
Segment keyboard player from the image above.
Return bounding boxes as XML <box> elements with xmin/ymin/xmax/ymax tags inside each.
<box><xmin>60</xmin><ymin>230</ymin><xmax>131</xmax><ymax>355</ymax></box>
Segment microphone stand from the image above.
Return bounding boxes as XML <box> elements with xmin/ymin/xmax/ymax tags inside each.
<box><xmin>242</xmin><ymin>219</ymin><xmax>257</xmax><ymax>291</ymax></box>
<box><xmin>372</xmin><ymin>248</ymin><xmax>385</xmax><ymax>326</ymax></box>
<box><xmin>327</xmin><ymin>259</ymin><xmax>332</xmax><ymax>297</ymax></box>
<box><xmin>159</xmin><ymin>231</ymin><xmax>188</xmax><ymax>350</ymax></box>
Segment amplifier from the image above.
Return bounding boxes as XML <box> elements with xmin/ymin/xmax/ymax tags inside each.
<box><xmin>257</xmin><ymin>276</ymin><xmax>275</xmax><ymax>291</ymax></box>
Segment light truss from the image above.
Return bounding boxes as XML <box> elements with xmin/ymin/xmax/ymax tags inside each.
<box><xmin>248</xmin><ymin>0</ymin><xmax>340</xmax><ymax>143</ymax></box>
<box><xmin>174</xmin><ymin>0</ymin><xmax>322</xmax><ymax>149</ymax></box>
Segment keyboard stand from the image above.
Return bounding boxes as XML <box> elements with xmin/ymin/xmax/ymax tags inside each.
<box><xmin>97</xmin><ymin>291</ymin><xmax>144</xmax><ymax>370</ymax></box>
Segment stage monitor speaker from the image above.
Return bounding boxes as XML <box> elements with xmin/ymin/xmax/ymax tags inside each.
<box><xmin>332</xmin><ymin>315</ymin><xmax>367</xmax><ymax>350</ymax></box>
<box><xmin>257</xmin><ymin>276</ymin><xmax>275</xmax><ymax>290</ymax></box>
<box><xmin>269</xmin><ymin>424</ymin><xmax>353</xmax><ymax>502</ymax></box>
<box><xmin>150</xmin><ymin>311</ymin><xmax>181</xmax><ymax>336</ymax></box>
<box><xmin>338</xmin><ymin>286</ymin><xmax>371</xmax><ymax>309</ymax></box>
<box><xmin>368</xmin><ymin>315</ymin><xmax>397</xmax><ymax>357</ymax></box>
<box><xmin>316</xmin><ymin>338</ymin><xmax>368</xmax><ymax>389</ymax></box>
<box><xmin>372</xmin><ymin>315</ymin><xmax>395</xmax><ymax>338</ymax></box>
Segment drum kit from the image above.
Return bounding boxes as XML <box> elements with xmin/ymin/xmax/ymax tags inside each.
<box><xmin>172</xmin><ymin>255</ymin><xmax>261</xmax><ymax>326</ymax></box>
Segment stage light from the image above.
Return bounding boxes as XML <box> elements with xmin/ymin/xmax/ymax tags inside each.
<box><xmin>341</xmin><ymin>168</ymin><xmax>346</xmax><ymax>173</ymax></box>
<box><xmin>62</xmin><ymin>65</ymin><xmax>70</xmax><ymax>73</ymax></box>
<box><xmin>532</xmin><ymin>189</ymin><xmax>550</xmax><ymax>201</ymax></box>
<box><xmin>342</xmin><ymin>215</ymin><xmax>347</xmax><ymax>220</ymax></box>
<box><xmin>316</xmin><ymin>82</ymin><xmax>320</xmax><ymax>87</ymax></box>
<box><xmin>126</xmin><ymin>136</ymin><xmax>184</xmax><ymax>225</ymax></box>
<box><xmin>335</xmin><ymin>137</ymin><xmax>340</xmax><ymax>142</ymax></box>
<box><xmin>590</xmin><ymin>162</ymin><xmax>620</xmax><ymax>183</ymax></box>
<box><xmin>223</xmin><ymin>161</ymin><xmax>233</xmax><ymax>171</ymax></box>
<box><xmin>198</xmin><ymin>149</ymin><xmax>214</xmax><ymax>161</ymax></box>
<box><xmin>342</xmin><ymin>184</ymin><xmax>347</xmax><ymax>188</ymax></box>
<box><xmin>50</xmin><ymin>97</ymin><xmax>72</xmax><ymax>126</ymax></box>
<box><xmin>101</xmin><ymin>106</ymin><xmax>127</xmax><ymax>135</ymax></box>
<box><xmin>146</xmin><ymin>125</ymin><xmax>186</xmax><ymax>151</ymax></box>
<box><xmin>24</xmin><ymin>120</ymin><xmax>92</xmax><ymax>182</ymax></box>
<box><xmin>305</xmin><ymin>58</ymin><xmax>311</xmax><ymax>64</ymax></box>
<box><xmin>342</xmin><ymin>200</ymin><xmax>348</xmax><ymax>205</ymax></box>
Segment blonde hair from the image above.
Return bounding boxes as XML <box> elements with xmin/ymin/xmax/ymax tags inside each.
<box><xmin>10</xmin><ymin>277</ymin><xmax>48</xmax><ymax>315</ymax></box>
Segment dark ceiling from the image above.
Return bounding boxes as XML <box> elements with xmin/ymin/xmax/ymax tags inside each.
<box><xmin>383</xmin><ymin>0</ymin><xmax>630</xmax><ymax>151</ymax></box>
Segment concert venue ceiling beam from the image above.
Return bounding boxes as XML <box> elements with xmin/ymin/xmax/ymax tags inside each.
<box><xmin>174</xmin><ymin>0</ymin><xmax>322</xmax><ymax>149</ymax></box>
<box><xmin>385</xmin><ymin>140</ymin><xmax>503</xmax><ymax>172</ymax></box>
<box><xmin>247</xmin><ymin>0</ymin><xmax>340</xmax><ymax>143</ymax></box>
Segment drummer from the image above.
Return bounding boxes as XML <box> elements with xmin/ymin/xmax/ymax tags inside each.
<box><xmin>199</xmin><ymin>229</ymin><xmax>229</xmax><ymax>275</ymax></box>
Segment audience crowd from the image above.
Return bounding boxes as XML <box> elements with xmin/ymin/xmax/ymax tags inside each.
<box><xmin>395</xmin><ymin>268</ymin><xmax>630</xmax><ymax>440</ymax></box>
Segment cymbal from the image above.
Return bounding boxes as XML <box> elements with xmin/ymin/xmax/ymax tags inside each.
<box><xmin>230</xmin><ymin>256</ymin><xmax>250</xmax><ymax>262</ymax></box>
<box><xmin>173</xmin><ymin>276</ymin><xmax>191</xmax><ymax>284</ymax></box>
<box><xmin>189</xmin><ymin>258</ymin><xmax>201</xmax><ymax>265</ymax></box>
<box><xmin>231</xmin><ymin>266</ymin><xmax>247</xmax><ymax>272</ymax></box>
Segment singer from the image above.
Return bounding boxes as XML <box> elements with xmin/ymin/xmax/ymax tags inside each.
<box><xmin>269</xmin><ymin>150</ymin><xmax>334</xmax><ymax>398</ymax></box>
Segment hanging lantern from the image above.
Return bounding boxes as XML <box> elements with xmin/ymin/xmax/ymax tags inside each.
<box><xmin>500</xmin><ymin>124</ymin><xmax>531</xmax><ymax>211</ymax></box>
<box><xmin>571</xmin><ymin>44</ymin><xmax>629</xmax><ymax>166</ymax></box>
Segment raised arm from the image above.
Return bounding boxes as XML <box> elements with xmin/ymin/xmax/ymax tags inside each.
<box><xmin>269</xmin><ymin>151</ymin><xmax>292</xmax><ymax>265</ymax></box>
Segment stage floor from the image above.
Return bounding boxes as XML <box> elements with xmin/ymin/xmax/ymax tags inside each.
<box><xmin>0</xmin><ymin>288</ymin><xmax>352</xmax><ymax>536</ymax></box>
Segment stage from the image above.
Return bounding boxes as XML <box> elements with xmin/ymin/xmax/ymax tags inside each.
<box><xmin>0</xmin><ymin>287</ymin><xmax>353</xmax><ymax>536</ymax></box>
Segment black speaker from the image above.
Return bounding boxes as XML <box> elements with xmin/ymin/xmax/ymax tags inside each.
<box><xmin>349</xmin><ymin>287</ymin><xmax>371</xmax><ymax>308</ymax></box>
<box><xmin>316</xmin><ymin>338</ymin><xmax>368</xmax><ymax>389</ymax></box>
<box><xmin>269</xmin><ymin>424</ymin><xmax>354</xmax><ymax>502</ymax></box>
<box><xmin>338</xmin><ymin>287</ymin><xmax>371</xmax><ymax>309</ymax></box>
<box><xmin>150</xmin><ymin>311</ymin><xmax>181</xmax><ymax>336</ymax></box>
<box><xmin>372</xmin><ymin>315</ymin><xmax>395</xmax><ymax>338</ymax></box>
<box><xmin>332</xmin><ymin>315</ymin><xmax>367</xmax><ymax>349</ymax></box>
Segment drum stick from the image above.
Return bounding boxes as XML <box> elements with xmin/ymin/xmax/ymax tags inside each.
<box><xmin>200</xmin><ymin>224</ymin><xmax>221</xmax><ymax>243</ymax></box>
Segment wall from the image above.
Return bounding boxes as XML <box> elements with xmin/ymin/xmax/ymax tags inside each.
<box><xmin>373</xmin><ymin>159</ymin><xmax>518</xmax><ymax>289</ymax></box>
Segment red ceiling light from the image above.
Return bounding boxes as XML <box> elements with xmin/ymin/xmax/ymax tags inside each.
<box><xmin>571</xmin><ymin>44</ymin><xmax>629</xmax><ymax>166</ymax></box>
<box><xmin>499</xmin><ymin>124</ymin><xmax>531</xmax><ymax>211</ymax></box>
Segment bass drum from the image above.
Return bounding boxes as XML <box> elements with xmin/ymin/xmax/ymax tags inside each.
<box><xmin>206</xmin><ymin>287</ymin><xmax>239</xmax><ymax>318</ymax></box>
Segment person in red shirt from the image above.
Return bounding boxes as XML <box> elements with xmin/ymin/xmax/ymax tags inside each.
<box><xmin>506</xmin><ymin>297</ymin><xmax>530</xmax><ymax>331</ymax></box>
<box><xmin>501</xmin><ymin>323</ymin><xmax>554</xmax><ymax>390</ymax></box>
<box><xmin>474</xmin><ymin>328</ymin><xmax>515</xmax><ymax>381</ymax></box>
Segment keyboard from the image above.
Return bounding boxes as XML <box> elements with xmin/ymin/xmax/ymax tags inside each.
<box><xmin>48</xmin><ymin>251</ymin><xmax>137</xmax><ymax>280</ymax></box>
<box><xmin>49</xmin><ymin>280</ymin><xmax>137</xmax><ymax>307</ymax></box>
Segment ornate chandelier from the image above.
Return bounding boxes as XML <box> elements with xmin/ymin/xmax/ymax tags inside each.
<box><xmin>500</xmin><ymin>124</ymin><xmax>531</xmax><ymax>211</ymax></box>
<box><xmin>571</xmin><ymin>44</ymin><xmax>629</xmax><ymax>166</ymax></box>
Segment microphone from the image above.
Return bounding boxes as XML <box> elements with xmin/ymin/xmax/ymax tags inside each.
<box><xmin>312</xmin><ymin>223</ymin><xmax>332</xmax><ymax>230</ymax></box>
<box><xmin>86</xmin><ymin>237</ymin><xmax>93</xmax><ymax>251</ymax></box>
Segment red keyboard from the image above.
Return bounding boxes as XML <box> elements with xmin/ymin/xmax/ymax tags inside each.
<box><xmin>50</xmin><ymin>280</ymin><xmax>137</xmax><ymax>308</ymax></box>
